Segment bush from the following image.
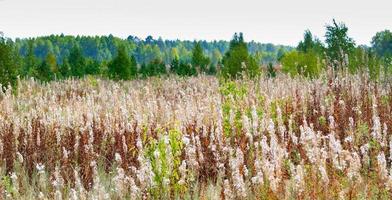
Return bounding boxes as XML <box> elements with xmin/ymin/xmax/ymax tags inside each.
<box><xmin>281</xmin><ymin>50</ymin><xmax>322</xmax><ymax>78</ymax></box>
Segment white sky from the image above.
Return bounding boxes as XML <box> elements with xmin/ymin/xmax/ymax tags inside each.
<box><xmin>0</xmin><ymin>0</ymin><xmax>391</xmax><ymax>46</ymax></box>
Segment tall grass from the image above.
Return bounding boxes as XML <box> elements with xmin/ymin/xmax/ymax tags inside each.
<box><xmin>0</xmin><ymin>72</ymin><xmax>391</xmax><ymax>199</ymax></box>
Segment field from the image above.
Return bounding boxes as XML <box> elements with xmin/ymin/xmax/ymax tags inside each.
<box><xmin>0</xmin><ymin>73</ymin><xmax>391</xmax><ymax>199</ymax></box>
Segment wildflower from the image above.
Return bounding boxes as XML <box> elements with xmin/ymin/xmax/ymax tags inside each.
<box><xmin>115</xmin><ymin>152</ymin><xmax>122</xmax><ymax>164</ymax></box>
<box><xmin>377</xmin><ymin>152</ymin><xmax>388</xmax><ymax>179</ymax></box>
<box><xmin>319</xmin><ymin>165</ymin><xmax>329</xmax><ymax>184</ymax></box>
<box><xmin>36</xmin><ymin>163</ymin><xmax>45</xmax><ymax>174</ymax></box>
<box><xmin>69</xmin><ymin>188</ymin><xmax>78</xmax><ymax>200</ymax></box>
<box><xmin>16</xmin><ymin>152</ymin><xmax>23</xmax><ymax>163</ymax></box>
<box><xmin>293</xmin><ymin>164</ymin><xmax>305</xmax><ymax>193</ymax></box>
<box><xmin>223</xmin><ymin>179</ymin><xmax>234</xmax><ymax>200</ymax></box>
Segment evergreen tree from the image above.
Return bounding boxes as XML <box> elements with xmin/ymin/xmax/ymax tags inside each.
<box><xmin>68</xmin><ymin>45</ymin><xmax>87</xmax><ymax>77</ymax></box>
<box><xmin>178</xmin><ymin>62</ymin><xmax>196</xmax><ymax>76</ymax></box>
<box><xmin>59</xmin><ymin>58</ymin><xmax>71</xmax><ymax>78</ymax></box>
<box><xmin>191</xmin><ymin>41</ymin><xmax>210</xmax><ymax>73</ymax></box>
<box><xmin>23</xmin><ymin>39</ymin><xmax>38</xmax><ymax>77</ymax></box>
<box><xmin>145</xmin><ymin>58</ymin><xmax>166</xmax><ymax>76</ymax></box>
<box><xmin>139</xmin><ymin>63</ymin><xmax>149</xmax><ymax>78</ymax></box>
<box><xmin>85</xmin><ymin>58</ymin><xmax>101</xmax><ymax>75</ymax></box>
<box><xmin>170</xmin><ymin>58</ymin><xmax>180</xmax><ymax>74</ymax></box>
<box><xmin>108</xmin><ymin>46</ymin><xmax>137</xmax><ymax>80</ymax></box>
<box><xmin>170</xmin><ymin>57</ymin><xmax>196</xmax><ymax>76</ymax></box>
<box><xmin>222</xmin><ymin>33</ymin><xmax>260</xmax><ymax>78</ymax></box>
<box><xmin>36</xmin><ymin>53</ymin><xmax>56</xmax><ymax>81</ymax></box>
<box><xmin>207</xmin><ymin>64</ymin><xmax>217</xmax><ymax>75</ymax></box>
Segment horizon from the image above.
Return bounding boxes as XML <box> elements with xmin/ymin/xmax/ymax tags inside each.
<box><xmin>1</xmin><ymin>0</ymin><xmax>392</xmax><ymax>46</ymax></box>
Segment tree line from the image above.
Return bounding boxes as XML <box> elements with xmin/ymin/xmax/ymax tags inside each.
<box><xmin>1</xmin><ymin>19</ymin><xmax>392</xmax><ymax>89</ymax></box>
<box><xmin>0</xmin><ymin>33</ymin><xmax>289</xmax><ymax>87</ymax></box>
<box><xmin>280</xmin><ymin>20</ymin><xmax>392</xmax><ymax>80</ymax></box>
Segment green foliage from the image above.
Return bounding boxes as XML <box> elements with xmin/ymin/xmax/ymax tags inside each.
<box><xmin>146</xmin><ymin>59</ymin><xmax>167</xmax><ymax>77</ymax></box>
<box><xmin>277</xmin><ymin>47</ymin><xmax>287</xmax><ymax>62</ymax></box>
<box><xmin>281</xmin><ymin>50</ymin><xmax>322</xmax><ymax>78</ymax></box>
<box><xmin>211</xmin><ymin>49</ymin><xmax>222</xmax><ymax>66</ymax></box>
<box><xmin>207</xmin><ymin>64</ymin><xmax>217</xmax><ymax>75</ymax></box>
<box><xmin>0</xmin><ymin>37</ymin><xmax>20</xmax><ymax>90</ymax></box>
<box><xmin>1</xmin><ymin>175</ymin><xmax>17</xmax><ymax>197</ymax></box>
<box><xmin>68</xmin><ymin>45</ymin><xmax>87</xmax><ymax>77</ymax></box>
<box><xmin>318</xmin><ymin>116</ymin><xmax>327</xmax><ymax>126</ymax></box>
<box><xmin>59</xmin><ymin>58</ymin><xmax>71</xmax><ymax>78</ymax></box>
<box><xmin>108</xmin><ymin>45</ymin><xmax>137</xmax><ymax>80</ymax></box>
<box><xmin>222</xmin><ymin>33</ymin><xmax>260</xmax><ymax>79</ymax></box>
<box><xmin>16</xmin><ymin>35</ymin><xmax>289</xmax><ymax>66</ymax></box>
<box><xmin>191</xmin><ymin>42</ymin><xmax>210</xmax><ymax>73</ymax></box>
<box><xmin>140</xmin><ymin>58</ymin><xmax>167</xmax><ymax>77</ymax></box>
<box><xmin>367</xmin><ymin>50</ymin><xmax>383</xmax><ymax>80</ymax></box>
<box><xmin>146</xmin><ymin>128</ymin><xmax>185</xmax><ymax>197</ymax></box>
<box><xmin>6</xmin><ymin>34</ymin><xmax>291</xmax><ymax>81</ymax></box>
<box><xmin>347</xmin><ymin>47</ymin><xmax>367</xmax><ymax>73</ymax></box>
<box><xmin>85</xmin><ymin>59</ymin><xmax>101</xmax><ymax>75</ymax></box>
<box><xmin>36</xmin><ymin>53</ymin><xmax>57</xmax><ymax>81</ymax></box>
<box><xmin>297</xmin><ymin>30</ymin><xmax>325</xmax><ymax>56</ymax></box>
<box><xmin>281</xmin><ymin>30</ymin><xmax>325</xmax><ymax>78</ymax></box>
<box><xmin>267</xmin><ymin>62</ymin><xmax>276</xmax><ymax>78</ymax></box>
<box><xmin>325</xmin><ymin>19</ymin><xmax>355</xmax><ymax>67</ymax></box>
<box><xmin>170</xmin><ymin>58</ymin><xmax>196</xmax><ymax>77</ymax></box>
<box><xmin>347</xmin><ymin>47</ymin><xmax>384</xmax><ymax>80</ymax></box>
<box><xmin>371</xmin><ymin>30</ymin><xmax>392</xmax><ymax>58</ymax></box>
<box><xmin>22</xmin><ymin>39</ymin><xmax>38</xmax><ymax>77</ymax></box>
<box><xmin>219</xmin><ymin>80</ymin><xmax>248</xmax><ymax>137</ymax></box>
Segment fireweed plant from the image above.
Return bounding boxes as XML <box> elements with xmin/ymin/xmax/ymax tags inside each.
<box><xmin>0</xmin><ymin>71</ymin><xmax>391</xmax><ymax>199</ymax></box>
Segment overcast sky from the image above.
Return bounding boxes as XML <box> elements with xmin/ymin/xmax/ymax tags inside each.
<box><xmin>0</xmin><ymin>0</ymin><xmax>391</xmax><ymax>46</ymax></box>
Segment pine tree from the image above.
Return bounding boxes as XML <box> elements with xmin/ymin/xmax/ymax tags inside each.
<box><xmin>68</xmin><ymin>45</ymin><xmax>87</xmax><ymax>77</ymax></box>
<box><xmin>36</xmin><ymin>53</ymin><xmax>56</xmax><ymax>81</ymax></box>
<box><xmin>108</xmin><ymin>46</ymin><xmax>137</xmax><ymax>80</ymax></box>
<box><xmin>145</xmin><ymin>58</ymin><xmax>166</xmax><ymax>76</ymax></box>
<box><xmin>222</xmin><ymin>33</ymin><xmax>260</xmax><ymax>79</ymax></box>
<box><xmin>85</xmin><ymin>58</ymin><xmax>101</xmax><ymax>75</ymax></box>
<box><xmin>23</xmin><ymin>39</ymin><xmax>38</xmax><ymax>77</ymax></box>
<box><xmin>59</xmin><ymin>58</ymin><xmax>71</xmax><ymax>78</ymax></box>
<box><xmin>192</xmin><ymin>41</ymin><xmax>210</xmax><ymax>73</ymax></box>
<box><xmin>170</xmin><ymin>58</ymin><xmax>180</xmax><ymax>74</ymax></box>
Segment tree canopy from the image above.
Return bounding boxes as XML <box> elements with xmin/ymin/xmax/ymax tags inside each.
<box><xmin>0</xmin><ymin>37</ymin><xmax>20</xmax><ymax>89</ymax></box>
<box><xmin>108</xmin><ymin>46</ymin><xmax>137</xmax><ymax>80</ymax></box>
<box><xmin>372</xmin><ymin>30</ymin><xmax>392</xmax><ymax>59</ymax></box>
<box><xmin>222</xmin><ymin>33</ymin><xmax>260</xmax><ymax>78</ymax></box>
<box><xmin>325</xmin><ymin>19</ymin><xmax>355</xmax><ymax>67</ymax></box>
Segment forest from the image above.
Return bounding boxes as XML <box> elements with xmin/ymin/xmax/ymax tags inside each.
<box><xmin>1</xmin><ymin>20</ymin><xmax>392</xmax><ymax>89</ymax></box>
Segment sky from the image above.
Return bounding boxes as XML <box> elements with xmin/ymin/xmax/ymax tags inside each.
<box><xmin>0</xmin><ymin>0</ymin><xmax>391</xmax><ymax>46</ymax></box>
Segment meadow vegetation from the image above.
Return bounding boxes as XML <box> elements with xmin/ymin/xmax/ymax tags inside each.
<box><xmin>0</xmin><ymin>19</ymin><xmax>391</xmax><ymax>199</ymax></box>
